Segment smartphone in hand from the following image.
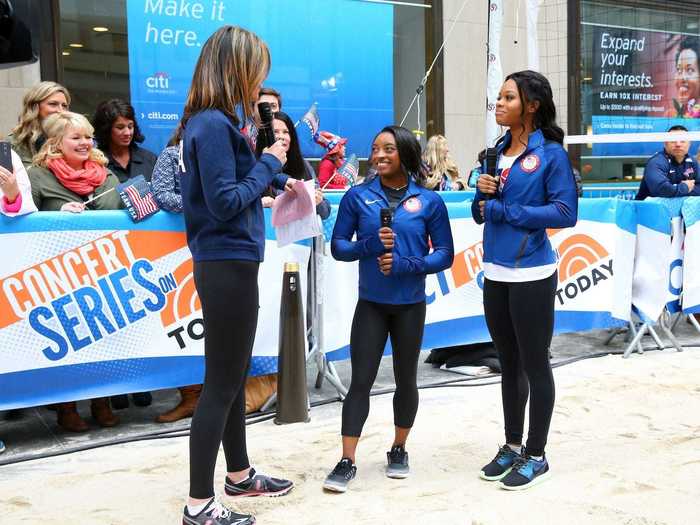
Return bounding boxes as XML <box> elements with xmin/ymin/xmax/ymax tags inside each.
<box><xmin>0</xmin><ymin>142</ymin><xmax>13</xmax><ymax>172</ymax></box>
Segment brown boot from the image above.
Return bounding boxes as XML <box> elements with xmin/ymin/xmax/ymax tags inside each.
<box><xmin>155</xmin><ymin>385</ymin><xmax>202</xmax><ymax>423</ymax></box>
<box><xmin>57</xmin><ymin>402</ymin><xmax>89</xmax><ymax>433</ymax></box>
<box><xmin>91</xmin><ymin>397</ymin><xmax>120</xmax><ymax>427</ymax></box>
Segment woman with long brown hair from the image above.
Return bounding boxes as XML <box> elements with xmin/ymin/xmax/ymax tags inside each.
<box><xmin>179</xmin><ymin>26</ymin><xmax>293</xmax><ymax>525</ymax></box>
<box><xmin>9</xmin><ymin>81</ymin><xmax>70</xmax><ymax>167</ymax></box>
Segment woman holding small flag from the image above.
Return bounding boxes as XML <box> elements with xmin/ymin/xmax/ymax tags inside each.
<box><xmin>324</xmin><ymin>125</ymin><xmax>454</xmax><ymax>493</ymax></box>
<box><xmin>317</xmin><ymin>131</ymin><xmax>350</xmax><ymax>189</ymax></box>
<box><xmin>29</xmin><ymin>112</ymin><xmax>122</xmax><ymax>212</ymax></box>
<box><xmin>28</xmin><ymin>111</ymin><xmax>123</xmax><ymax>432</ymax></box>
<box><xmin>178</xmin><ymin>26</ymin><xmax>294</xmax><ymax>525</ymax></box>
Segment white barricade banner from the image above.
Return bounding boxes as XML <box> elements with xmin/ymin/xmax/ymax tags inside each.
<box><xmin>631</xmin><ymin>200</ymin><xmax>673</xmax><ymax>321</ymax></box>
<box><xmin>323</xmin><ymin>198</ymin><xmax>636</xmax><ymax>361</ymax></box>
<box><xmin>682</xmin><ymin>198</ymin><xmax>700</xmax><ymax>313</ymax></box>
<box><xmin>0</xmin><ymin>211</ymin><xmax>309</xmax><ymax>410</ymax></box>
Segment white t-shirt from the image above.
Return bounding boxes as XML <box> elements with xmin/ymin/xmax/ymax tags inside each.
<box><xmin>483</xmin><ymin>154</ymin><xmax>557</xmax><ymax>283</ymax></box>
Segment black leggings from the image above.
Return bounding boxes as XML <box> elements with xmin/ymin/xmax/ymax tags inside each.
<box><xmin>189</xmin><ymin>260</ymin><xmax>259</xmax><ymax>499</ymax></box>
<box><xmin>341</xmin><ymin>299</ymin><xmax>426</xmax><ymax>437</ymax></box>
<box><xmin>483</xmin><ymin>272</ymin><xmax>557</xmax><ymax>457</ymax></box>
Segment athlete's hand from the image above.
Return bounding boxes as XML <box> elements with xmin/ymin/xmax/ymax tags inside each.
<box><xmin>684</xmin><ymin>179</ymin><xmax>696</xmax><ymax>192</ymax></box>
<box><xmin>378</xmin><ymin>226</ymin><xmax>395</xmax><ymax>250</ymax></box>
<box><xmin>315</xmin><ymin>188</ymin><xmax>323</xmax><ymax>205</ymax></box>
<box><xmin>378</xmin><ymin>253</ymin><xmax>393</xmax><ymax>275</ymax></box>
<box><xmin>477</xmin><ymin>174</ymin><xmax>498</xmax><ymax>195</ymax></box>
<box><xmin>263</xmin><ymin>140</ymin><xmax>287</xmax><ymax>166</ymax></box>
<box><xmin>261</xmin><ymin>196</ymin><xmax>275</xmax><ymax>208</ymax></box>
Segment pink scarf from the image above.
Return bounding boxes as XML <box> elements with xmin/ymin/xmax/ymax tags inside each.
<box><xmin>48</xmin><ymin>158</ymin><xmax>108</xmax><ymax>196</ymax></box>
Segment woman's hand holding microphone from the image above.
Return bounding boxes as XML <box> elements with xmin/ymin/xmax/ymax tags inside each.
<box><xmin>477</xmin><ymin>174</ymin><xmax>498</xmax><ymax>220</ymax></box>
<box><xmin>377</xmin><ymin>226</ymin><xmax>395</xmax><ymax>276</ymax></box>
<box><xmin>262</xmin><ymin>140</ymin><xmax>287</xmax><ymax>168</ymax></box>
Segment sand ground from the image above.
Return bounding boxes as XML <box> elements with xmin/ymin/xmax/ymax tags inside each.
<box><xmin>1</xmin><ymin>348</ymin><xmax>699</xmax><ymax>525</ymax></box>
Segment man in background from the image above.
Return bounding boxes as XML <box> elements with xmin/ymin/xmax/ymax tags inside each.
<box><xmin>636</xmin><ymin>125</ymin><xmax>700</xmax><ymax>200</ymax></box>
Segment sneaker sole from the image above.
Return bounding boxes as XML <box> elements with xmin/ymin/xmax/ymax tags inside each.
<box><xmin>183</xmin><ymin>518</ymin><xmax>254</xmax><ymax>525</ymax></box>
<box><xmin>479</xmin><ymin>467</ymin><xmax>512</xmax><ymax>482</ymax></box>
<box><xmin>225</xmin><ymin>485</ymin><xmax>294</xmax><ymax>498</ymax></box>
<box><xmin>322</xmin><ymin>481</ymin><xmax>349</xmax><ymax>493</ymax></box>
<box><xmin>498</xmin><ymin>470</ymin><xmax>551</xmax><ymax>491</ymax></box>
<box><xmin>386</xmin><ymin>469</ymin><xmax>410</xmax><ymax>479</ymax></box>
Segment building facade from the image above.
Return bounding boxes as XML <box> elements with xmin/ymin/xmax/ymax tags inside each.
<box><xmin>2</xmin><ymin>0</ymin><xmax>698</xmax><ymax>182</ymax></box>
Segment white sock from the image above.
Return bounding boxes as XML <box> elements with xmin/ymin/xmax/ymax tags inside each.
<box><xmin>187</xmin><ymin>498</ymin><xmax>213</xmax><ymax>516</ymax></box>
<box><xmin>530</xmin><ymin>454</ymin><xmax>544</xmax><ymax>461</ymax></box>
<box><xmin>507</xmin><ymin>444</ymin><xmax>522</xmax><ymax>454</ymax></box>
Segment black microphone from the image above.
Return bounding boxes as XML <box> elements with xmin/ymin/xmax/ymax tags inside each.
<box><xmin>257</xmin><ymin>101</ymin><xmax>276</xmax><ymax>149</ymax></box>
<box><xmin>380</xmin><ymin>207</ymin><xmax>393</xmax><ymax>228</ymax></box>
<box><xmin>380</xmin><ymin>207</ymin><xmax>393</xmax><ymax>253</ymax></box>
<box><xmin>484</xmin><ymin>147</ymin><xmax>498</xmax><ymax>200</ymax></box>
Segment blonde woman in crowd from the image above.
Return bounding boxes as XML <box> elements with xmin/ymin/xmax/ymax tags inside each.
<box><xmin>9</xmin><ymin>81</ymin><xmax>71</xmax><ymax>167</ymax></box>
<box><xmin>422</xmin><ymin>134</ymin><xmax>467</xmax><ymax>191</ymax></box>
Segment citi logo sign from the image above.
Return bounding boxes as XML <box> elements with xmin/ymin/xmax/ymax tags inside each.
<box><xmin>555</xmin><ymin>234</ymin><xmax>613</xmax><ymax>305</ymax></box>
<box><xmin>146</xmin><ymin>72</ymin><xmax>170</xmax><ymax>90</ymax></box>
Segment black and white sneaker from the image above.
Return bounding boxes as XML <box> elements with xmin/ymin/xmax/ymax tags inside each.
<box><xmin>323</xmin><ymin>458</ymin><xmax>357</xmax><ymax>493</ymax></box>
<box><xmin>182</xmin><ymin>498</ymin><xmax>254</xmax><ymax>525</ymax></box>
<box><xmin>224</xmin><ymin>467</ymin><xmax>293</xmax><ymax>498</ymax></box>
<box><xmin>386</xmin><ymin>445</ymin><xmax>410</xmax><ymax>479</ymax></box>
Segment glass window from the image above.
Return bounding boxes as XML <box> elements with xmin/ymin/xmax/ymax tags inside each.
<box><xmin>57</xmin><ymin>0</ymin><xmax>437</xmax><ymax>159</ymax></box>
<box><xmin>578</xmin><ymin>0</ymin><xmax>700</xmax><ymax>182</ymax></box>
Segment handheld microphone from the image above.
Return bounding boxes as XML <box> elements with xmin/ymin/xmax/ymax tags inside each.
<box><xmin>380</xmin><ymin>207</ymin><xmax>393</xmax><ymax>228</ymax></box>
<box><xmin>380</xmin><ymin>207</ymin><xmax>393</xmax><ymax>253</ymax></box>
<box><xmin>257</xmin><ymin>101</ymin><xmax>276</xmax><ymax>149</ymax></box>
<box><xmin>484</xmin><ymin>147</ymin><xmax>498</xmax><ymax>200</ymax></box>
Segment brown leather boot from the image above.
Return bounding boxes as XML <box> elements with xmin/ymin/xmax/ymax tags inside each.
<box><xmin>57</xmin><ymin>402</ymin><xmax>89</xmax><ymax>433</ymax></box>
<box><xmin>155</xmin><ymin>385</ymin><xmax>202</xmax><ymax>423</ymax></box>
<box><xmin>91</xmin><ymin>397</ymin><xmax>120</xmax><ymax>427</ymax></box>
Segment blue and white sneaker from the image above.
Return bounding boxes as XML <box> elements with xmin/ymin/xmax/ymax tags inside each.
<box><xmin>479</xmin><ymin>445</ymin><xmax>521</xmax><ymax>481</ymax></box>
<box><xmin>499</xmin><ymin>454</ymin><xmax>550</xmax><ymax>490</ymax></box>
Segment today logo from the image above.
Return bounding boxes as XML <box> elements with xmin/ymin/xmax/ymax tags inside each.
<box><xmin>160</xmin><ymin>259</ymin><xmax>205</xmax><ymax>350</ymax></box>
<box><xmin>555</xmin><ymin>234</ymin><xmax>613</xmax><ymax>305</ymax></box>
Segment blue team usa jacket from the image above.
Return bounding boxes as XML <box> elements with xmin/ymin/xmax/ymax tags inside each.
<box><xmin>635</xmin><ymin>151</ymin><xmax>700</xmax><ymax>200</ymax></box>
<box><xmin>471</xmin><ymin>129</ymin><xmax>578</xmax><ymax>269</ymax></box>
<box><xmin>180</xmin><ymin>109</ymin><xmax>288</xmax><ymax>262</ymax></box>
<box><xmin>332</xmin><ymin>175</ymin><xmax>454</xmax><ymax>304</ymax></box>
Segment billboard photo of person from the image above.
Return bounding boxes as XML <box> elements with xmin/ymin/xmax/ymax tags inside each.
<box><xmin>667</xmin><ymin>36</ymin><xmax>700</xmax><ymax>118</ymax></box>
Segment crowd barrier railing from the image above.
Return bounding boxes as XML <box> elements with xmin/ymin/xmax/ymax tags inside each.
<box><xmin>0</xmin><ymin>194</ymin><xmax>697</xmax><ymax>410</ymax></box>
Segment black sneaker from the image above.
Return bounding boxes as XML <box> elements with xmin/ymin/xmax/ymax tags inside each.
<box><xmin>323</xmin><ymin>458</ymin><xmax>357</xmax><ymax>493</ymax></box>
<box><xmin>479</xmin><ymin>445</ymin><xmax>521</xmax><ymax>481</ymax></box>
<box><xmin>386</xmin><ymin>445</ymin><xmax>410</xmax><ymax>479</ymax></box>
<box><xmin>499</xmin><ymin>454</ymin><xmax>550</xmax><ymax>490</ymax></box>
<box><xmin>182</xmin><ymin>498</ymin><xmax>254</xmax><ymax>525</ymax></box>
<box><xmin>224</xmin><ymin>467</ymin><xmax>293</xmax><ymax>498</ymax></box>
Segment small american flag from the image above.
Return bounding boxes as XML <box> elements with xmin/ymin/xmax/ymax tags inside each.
<box><xmin>117</xmin><ymin>175</ymin><xmax>160</xmax><ymax>222</ymax></box>
<box><xmin>337</xmin><ymin>154</ymin><xmax>359</xmax><ymax>187</ymax></box>
<box><xmin>300</xmin><ymin>102</ymin><xmax>320</xmax><ymax>137</ymax></box>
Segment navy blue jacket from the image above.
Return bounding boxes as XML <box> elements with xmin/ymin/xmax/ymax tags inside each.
<box><xmin>180</xmin><ymin>109</ymin><xmax>288</xmax><ymax>262</ymax></box>
<box><xmin>471</xmin><ymin>130</ymin><xmax>578</xmax><ymax>268</ymax></box>
<box><xmin>635</xmin><ymin>150</ymin><xmax>700</xmax><ymax>200</ymax></box>
<box><xmin>331</xmin><ymin>176</ymin><xmax>454</xmax><ymax>304</ymax></box>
